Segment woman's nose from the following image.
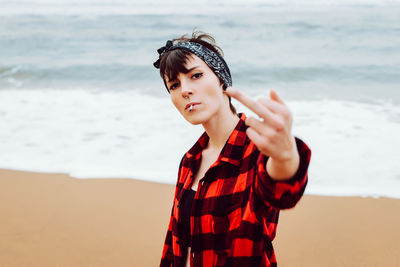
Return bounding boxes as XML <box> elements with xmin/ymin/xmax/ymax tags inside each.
<box><xmin>182</xmin><ymin>90</ymin><xmax>193</xmax><ymax>99</ymax></box>
<box><xmin>181</xmin><ymin>81</ymin><xmax>194</xmax><ymax>97</ymax></box>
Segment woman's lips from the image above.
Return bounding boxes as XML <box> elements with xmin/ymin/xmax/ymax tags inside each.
<box><xmin>185</xmin><ymin>102</ymin><xmax>201</xmax><ymax>111</ymax></box>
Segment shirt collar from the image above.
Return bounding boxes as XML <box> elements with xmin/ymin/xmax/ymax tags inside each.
<box><xmin>186</xmin><ymin>113</ymin><xmax>248</xmax><ymax>167</ymax></box>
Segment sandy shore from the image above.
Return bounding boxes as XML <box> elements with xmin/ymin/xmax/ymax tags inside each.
<box><xmin>0</xmin><ymin>169</ymin><xmax>399</xmax><ymax>266</ymax></box>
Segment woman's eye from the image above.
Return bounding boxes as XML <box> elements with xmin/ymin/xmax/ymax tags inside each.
<box><xmin>169</xmin><ymin>83</ymin><xmax>179</xmax><ymax>90</ymax></box>
<box><xmin>192</xmin><ymin>73</ymin><xmax>203</xmax><ymax>79</ymax></box>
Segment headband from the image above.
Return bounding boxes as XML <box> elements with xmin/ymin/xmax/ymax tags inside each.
<box><xmin>153</xmin><ymin>40</ymin><xmax>232</xmax><ymax>91</ymax></box>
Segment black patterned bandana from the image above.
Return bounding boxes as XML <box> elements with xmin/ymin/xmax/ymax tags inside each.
<box><xmin>153</xmin><ymin>40</ymin><xmax>232</xmax><ymax>90</ymax></box>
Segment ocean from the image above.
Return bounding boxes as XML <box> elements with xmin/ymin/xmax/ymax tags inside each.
<box><xmin>1</xmin><ymin>0</ymin><xmax>400</xmax><ymax>198</ymax></box>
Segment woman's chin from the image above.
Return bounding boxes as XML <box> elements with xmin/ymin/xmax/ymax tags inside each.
<box><xmin>183</xmin><ymin>113</ymin><xmax>208</xmax><ymax>125</ymax></box>
<box><xmin>185</xmin><ymin>117</ymin><xmax>204</xmax><ymax>125</ymax></box>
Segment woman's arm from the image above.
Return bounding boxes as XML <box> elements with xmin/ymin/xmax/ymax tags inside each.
<box><xmin>225</xmin><ymin>87</ymin><xmax>311</xmax><ymax>209</ymax></box>
<box><xmin>255</xmin><ymin>137</ymin><xmax>311</xmax><ymax>209</ymax></box>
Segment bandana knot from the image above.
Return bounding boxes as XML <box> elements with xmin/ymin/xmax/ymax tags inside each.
<box><xmin>153</xmin><ymin>40</ymin><xmax>173</xmax><ymax>68</ymax></box>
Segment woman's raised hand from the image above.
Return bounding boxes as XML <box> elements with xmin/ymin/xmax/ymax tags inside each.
<box><xmin>224</xmin><ymin>87</ymin><xmax>298</xmax><ymax>163</ymax></box>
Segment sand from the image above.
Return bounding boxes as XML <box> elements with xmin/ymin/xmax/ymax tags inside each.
<box><xmin>0</xmin><ymin>168</ymin><xmax>399</xmax><ymax>266</ymax></box>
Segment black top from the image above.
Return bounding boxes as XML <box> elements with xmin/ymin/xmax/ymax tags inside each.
<box><xmin>181</xmin><ymin>188</ymin><xmax>196</xmax><ymax>247</ymax></box>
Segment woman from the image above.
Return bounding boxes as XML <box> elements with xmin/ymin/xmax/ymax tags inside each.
<box><xmin>153</xmin><ymin>31</ymin><xmax>311</xmax><ymax>267</ymax></box>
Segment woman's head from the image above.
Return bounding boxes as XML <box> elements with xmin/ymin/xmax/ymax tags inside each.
<box><xmin>153</xmin><ymin>31</ymin><xmax>237</xmax><ymax>122</ymax></box>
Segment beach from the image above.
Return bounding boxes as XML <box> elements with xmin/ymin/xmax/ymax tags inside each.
<box><xmin>1</xmin><ymin>168</ymin><xmax>399</xmax><ymax>266</ymax></box>
<box><xmin>1</xmin><ymin>1</ymin><xmax>400</xmax><ymax>266</ymax></box>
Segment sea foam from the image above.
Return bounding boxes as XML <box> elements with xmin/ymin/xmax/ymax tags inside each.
<box><xmin>0</xmin><ymin>89</ymin><xmax>399</xmax><ymax>198</ymax></box>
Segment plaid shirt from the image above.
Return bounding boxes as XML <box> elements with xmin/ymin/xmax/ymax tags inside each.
<box><xmin>160</xmin><ymin>113</ymin><xmax>311</xmax><ymax>267</ymax></box>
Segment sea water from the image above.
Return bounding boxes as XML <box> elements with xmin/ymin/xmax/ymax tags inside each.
<box><xmin>1</xmin><ymin>0</ymin><xmax>400</xmax><ymax>198</ymax></box>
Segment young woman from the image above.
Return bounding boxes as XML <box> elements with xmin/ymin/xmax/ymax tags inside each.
<box><xmin>153</xmin><ymin>31</ymin><xmax>311</xmax><ymax>267</ymax></box>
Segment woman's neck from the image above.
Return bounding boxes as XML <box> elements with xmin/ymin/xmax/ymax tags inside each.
<box><xmin>202</xmin><ymin>109</ymin><xmax>240</xmax><ymax>152</ymax></box>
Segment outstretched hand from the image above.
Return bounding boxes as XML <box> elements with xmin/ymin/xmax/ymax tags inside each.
<box><xmin>224</xmin><ymin>87</ymin><xmax>299</xmax><ymax>180</ymax></box>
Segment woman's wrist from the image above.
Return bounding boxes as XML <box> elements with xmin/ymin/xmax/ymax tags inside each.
<box><xmin>266</xmin><ymin>138</ymin><xmax>300</xmax><ymax>181</ymax></box>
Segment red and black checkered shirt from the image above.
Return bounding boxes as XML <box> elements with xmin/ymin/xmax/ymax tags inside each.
<box><xmin>160</xmin><ymin>113</ymin><xmax>311</xmax><ymax>267</ymax></box>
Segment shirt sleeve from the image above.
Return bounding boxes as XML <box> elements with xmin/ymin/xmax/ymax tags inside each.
<box><xmin>254</xmin><ymin>137</ymin><xmax>311</xmax><ymax>210</ymax></box>
<box><xmin>160</xmin><ymin>154</ymin><xmax>186</xmax><ymax>267</ymax></box>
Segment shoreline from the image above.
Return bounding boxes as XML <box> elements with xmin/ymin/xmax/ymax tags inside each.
<box><xmin>1</xmin><ymin>168</ymin><xmax>399</xmax><ymax>266</ymax></box>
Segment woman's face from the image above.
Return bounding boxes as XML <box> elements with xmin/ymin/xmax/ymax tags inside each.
<box><xmin>165</xmin><ymin>54</ymin><xmax>227</xmax><ymax>125</ymax></box>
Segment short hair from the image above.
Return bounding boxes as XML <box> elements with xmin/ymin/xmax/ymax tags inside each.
<box><xmin>158</xmin><ymin>31</ymin><xmax>236</xmax><ymax>114</ymax></box>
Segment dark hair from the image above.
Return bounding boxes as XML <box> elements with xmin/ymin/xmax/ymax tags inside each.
<box><xmin>158</xmin><ymin>31</ymin><xmax>237</xmax><ymax>115</ymax></box>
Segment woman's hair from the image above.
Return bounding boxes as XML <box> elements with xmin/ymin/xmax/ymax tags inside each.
<box><xmin>158</xmin><ymin>31</ymin><xmax>237</xmax><ymax>115</ymax></box>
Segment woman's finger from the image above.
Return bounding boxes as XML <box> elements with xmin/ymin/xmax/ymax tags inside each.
<box><xmin>246</xmin><ymin>127</ymin><xmax>270</xmax><ymax>154</ymax></box>
<box><xmin>225</xmin><ymin>87</ymin><xmax>282</xmax><ymax>128</ymax></box>
<box><xmin>270</xmin><ymin>89</ymin><xmax>286</xmax><ymax>106</ymax></box>
<box><xmin>225</xmin><ymin>87</ymin><xmax>259</xmax><ymax>113</ymax></box>
<box><xmin>257</xmin><ymin>98</ymin><xmax>292</xmax><ymax>123</ymax></box>
<box><xmin>245</xmin><ymin>116</ymin><xmax>269</xmax><ymax>136</ymax></box>
<box><xmin>257</xmin><ymin>98</ymin><xmax>285</xmax><ymax>115</ymax></box>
